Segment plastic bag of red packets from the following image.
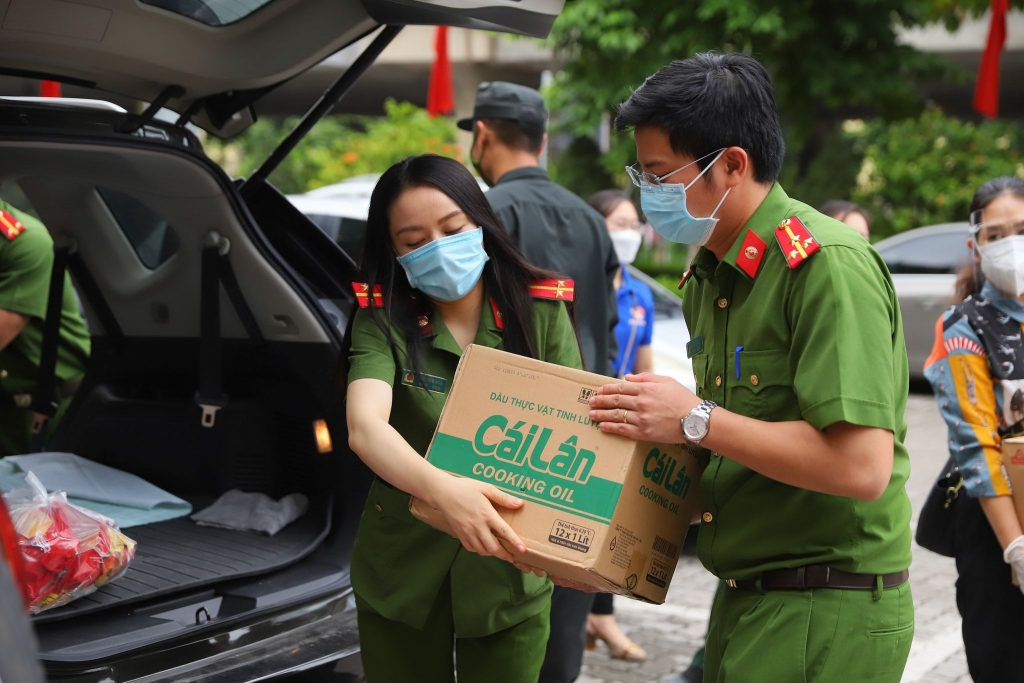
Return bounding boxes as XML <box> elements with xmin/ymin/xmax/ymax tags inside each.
<box><xmin>3</xmin><ymin>472</ymin><xmax>137</xmax><ymax>614</ymax></box>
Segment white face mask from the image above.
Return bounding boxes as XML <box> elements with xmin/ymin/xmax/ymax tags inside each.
<box><xmin>979</xmin><ymin>236</ymin><xmax>1024</xmax><ymax>297</ymax></box>
<box><xmin>609</xmin><ymin>230</ymin><xmax>642</xmax><ymax>265</ymax></box>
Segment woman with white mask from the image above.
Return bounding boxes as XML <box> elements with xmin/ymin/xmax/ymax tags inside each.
<box><xmin>589</xmin><ymin>190</ymin><xmax>656</xmax><ymax>381</ymax></box>
<box><xmin>581</xmin><ymin>190</ymin><xmax>652</xmax><ymax>663</ymax></box>
<box><xmin>924</xmin><ymin>176</ymin><xmax>1024</xmax><ymax>682</ymax></box>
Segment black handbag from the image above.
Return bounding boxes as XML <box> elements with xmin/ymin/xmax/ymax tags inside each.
<box><xmin>915</xmin><ymin>456</ymin><xmax>965</xmax><ymax>558</ymax></box>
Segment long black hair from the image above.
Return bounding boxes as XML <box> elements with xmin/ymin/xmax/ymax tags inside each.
<box><xmin>360</xmin><ymin>155</ymin><xmax>576</xmax><ymax>377</ymax></box>
<box><xmin>953</xmin><ymin>176</ymin><xmax>1024</xmax><ymax>303</ymax></box>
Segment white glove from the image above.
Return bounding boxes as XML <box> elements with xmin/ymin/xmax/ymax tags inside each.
<box><xmin>1003</xmin><ymin>535</ymin><xmax>1024</xmax><ymax>594</ymax></box>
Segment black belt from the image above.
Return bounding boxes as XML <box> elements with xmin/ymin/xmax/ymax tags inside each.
<box><xmin>725</xmin><ymin>565</ymin><xmax>909</xmax><ymax>591</ymax></box>
<box><xmin>0</xmin><ymin>378</ymin><xmax>81</xmax><ymax>408</ymax></box>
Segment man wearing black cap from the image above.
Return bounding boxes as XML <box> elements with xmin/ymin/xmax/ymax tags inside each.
<box><xmin>458</xmin><ymin>82</ymin><xmax>619</xmax><ymax>378</ymax></box>
<box><xmin>459</xmin><ymin>82</ymin><xmax>619</xmax><ymax>683</ymax></box>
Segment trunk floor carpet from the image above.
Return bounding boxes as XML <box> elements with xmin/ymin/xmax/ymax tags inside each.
<box><xmin>33</xmin><ymin>499</ymin><xmax>331</xmax><ymax>623</ymax></box>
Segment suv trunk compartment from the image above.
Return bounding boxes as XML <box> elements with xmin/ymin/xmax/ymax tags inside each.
<box><xmin>33</xmin><ymin>498</ymin><xmax>332</xmax><ymax>623</ymax></box>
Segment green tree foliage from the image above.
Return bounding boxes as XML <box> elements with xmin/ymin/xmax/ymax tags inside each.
<box><xmin>923</xmin><ymin>0</ymin><xmax>1024</xmax><ymax>29</ymax></box>
<box><xmin>204</xmin><ymin>100</ymin><xmax>463</xmax><ymax>194</ymax></box>
<box><xmin>849</xmin><ymin>110</ymin><xmax>1024</xmax><ymax>239</ymax></box>
<box><xmin>545</xmin><ymin>0</ymin><xmax>963</xmax><ymax>179</ymax></box>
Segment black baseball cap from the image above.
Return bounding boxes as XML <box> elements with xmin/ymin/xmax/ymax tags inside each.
<box><xmin>457</xmin><ymin>81</ymin><xmax>549</xmax><ymax>132</ymax></box>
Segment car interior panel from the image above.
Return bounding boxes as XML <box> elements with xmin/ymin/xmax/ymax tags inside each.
<box><xmin>0</xmin><ymin>123</ymin><xmax>370</xmax><ymax>660</ymax></box>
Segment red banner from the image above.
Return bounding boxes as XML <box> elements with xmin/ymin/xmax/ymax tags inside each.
<box><xmin>974</xmin><ymin>0</ymin><xmax>1010</xmax><ymax>118</ymax></box>
<box><xmin>426</xmin><ymin>26</ymin><xmax>454</xmax><ymax>117</ymax></box>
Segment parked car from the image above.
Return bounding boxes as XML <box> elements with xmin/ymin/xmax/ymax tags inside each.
<box><xmin>286</xmin><ymin>179</ymin><xmax>696</xmax><ymax>391</ymax></box>
<box><xmin>0</xmin><ymin>0</ymin><xmax>565</xmax><ymax>680</ymax></box>
<box><xmin>873</xmin><ymin>223</ymin><xmax>972</xmax><ymax>378</ymax></box>
<box><xmin>0</xmin><ymin>498</ymin><xmax>44</xmax><ymax>683</ymax></box>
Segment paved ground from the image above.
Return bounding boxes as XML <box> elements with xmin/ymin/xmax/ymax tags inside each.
<box><xmin>579</xmin><ymin>394</ymin><xmax>972</xmax><ymax>683</ymax></box>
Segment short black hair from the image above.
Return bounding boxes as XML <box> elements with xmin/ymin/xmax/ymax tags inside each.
<box><xmin>588</xmin><ymin>189</ymin><xmax>633</xmax><ymax>219</ymax></box>
<box><xmin>480</xmin><ymin>118</ymin><xmax>545</xmax><ymax>155</ymax></box>
<box><xmin>614</xmin><ymin>52</ymin><xmax>784</xmax><ymax>184</ymax></box>
<box><xmin>819</xmin><ymin>200</ymin><xmax>871</xmax><ymax>229</ymax></box>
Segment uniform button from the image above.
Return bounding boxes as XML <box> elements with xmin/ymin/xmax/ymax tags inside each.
<box><xmin>702</xmin><ymin>512</ymin><xmax>714</xmax><ymax>523</ymax></box>
<box><xmin>715</xmin><ymin>376</ymin><xmax>722</xmax><ymax>386</ymax></box>
<box><xmin>717</xmin><ymin>298</ymin><xmax>728</xmax><ymax>308</ymax></box>
<box><xmin>0</xmin><ymin>369</ymin><xmax>6</xmax><ymax>378</ymax></box>
<box><xmin>374</xmin><ymin>504</ymin><xmax>382</xmax><ymax>512</ymax></box>
<box><xmin>750</xmin><ymin>375</ymin><xmax>759</xmax><ymax>386</ymax></box>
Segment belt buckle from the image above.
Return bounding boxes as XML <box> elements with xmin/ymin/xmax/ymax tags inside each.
<box><xmin>726</xmin><ymin>579</ymin><xmax>737</xmax><ymax>588</ymax></box>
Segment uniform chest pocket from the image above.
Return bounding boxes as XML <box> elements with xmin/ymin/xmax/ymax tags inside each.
<box><xmin>725</xmin><ymin>348</ymin><xmax>797</xmax><ymax>420</ymax></box>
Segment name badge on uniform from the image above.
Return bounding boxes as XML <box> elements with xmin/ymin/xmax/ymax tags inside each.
<box><xmin>401</xmin><ymin>369</ymin><xmax>448</xmax><ymax>394</ymax></box>
<box><xmin>686</xmin><ymin>336</ymin><xmax>704</xmax><ymax>358</ymax></box>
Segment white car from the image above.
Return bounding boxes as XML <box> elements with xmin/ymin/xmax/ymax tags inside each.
<box><xmin>872</xmin><ymin>223</ymin><xmax>972</xmax><ymax>379</ymax></box>
<box><xmin>287</xmin><ymin>178</ymin><xmax>695</xmax><ymax>390</ymax></box>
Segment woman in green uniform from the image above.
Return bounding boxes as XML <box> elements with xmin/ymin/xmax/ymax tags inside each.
<box><xmin>345</xmin><ymin>155</ymin><xmax>583</xmax><ymax>683</ymax></box>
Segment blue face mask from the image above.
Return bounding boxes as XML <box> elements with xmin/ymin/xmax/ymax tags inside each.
<box><xmin>396</xmin><ymin>229</ymin><xmax>490</xmax><ymax>302</ymax></box>
<box><xmin>638</xmin><ymin>150</ymin><xmax>730</xmax><ymax>246</ymax></box>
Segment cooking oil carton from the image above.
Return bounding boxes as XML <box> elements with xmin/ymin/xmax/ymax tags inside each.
<box><xmin>410</xmin><ymin>345</ymin><xmax>705</xmax><ymax>603</ymax></box>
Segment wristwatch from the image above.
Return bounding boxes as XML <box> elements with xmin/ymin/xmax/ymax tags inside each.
<box><xmin>681</xmin><ymin>400</ymin><xmax>717</xmax><ymax>444</ymax></box>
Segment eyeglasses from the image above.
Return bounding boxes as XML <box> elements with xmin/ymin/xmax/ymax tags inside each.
<box><xmin>972</xmin><ymin>217</ymin><xmax>1024</xmax><ymax>244</ymax></box>
<box><xmin>608</xmin><ymin>218</ymin><xmax>643</xmax><ymax>231</ymax></box>
<box><xmin>625</xmin><ymin>148</ymin><xmax>727</xmax><ymax>188</ymax></box>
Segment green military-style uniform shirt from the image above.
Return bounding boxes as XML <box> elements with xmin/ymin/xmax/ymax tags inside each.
<box><xmin>347</xmin><ymin>285</ymin><xmax>582</xmax><ymax>638</ymax></box>
<box><xmin>0</xmin><ymin>206</ymin><xmax>90</xmax><ymax>456</ymax></box>
<box><xmin>683</xmin><ymin>184</ymin><xmax>912</xmax><ymax>580</ymax></box>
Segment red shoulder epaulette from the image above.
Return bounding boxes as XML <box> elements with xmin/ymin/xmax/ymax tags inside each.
<box><xmin>0</xmin><ymin>210</ymin><xmax>24</xmax><ymax>241</ymax></box>
<box><xmin>774</xmin><ymin>216</ymin><xmax>820</xmax><ymax>269</ymax></box>
<box><xmin>352</xmin><ymin>282</ymin><xmax>383</xmax><ymax>308</ymax></box>
<box><xmin>489</xmin><ymin>297</ymin><xmax>505</xmax><ymax>330</ymax></box>
<box><xmin>529</xmin><ymin>279</ymin><xmax>574</xmax><ymax>302</ymax></box>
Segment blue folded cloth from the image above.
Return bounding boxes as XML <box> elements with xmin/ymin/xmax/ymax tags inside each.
<box><xmin>0</xmin><ymin>453</ymin><xmax>191</xmax><ymax>528</ymax></box>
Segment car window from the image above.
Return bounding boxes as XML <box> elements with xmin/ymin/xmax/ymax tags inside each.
<box><xmin>98</xmin><ymin>187</ymin><xmax>180</xmax><ymax>269</ymax></box>
<box><xmin>306</xmin><ymin>214</ymin><xmax>366</xmax><ymax>266</ymax></box>
<box><xmin>0</xmin><ymin>181</ymin><xmax>41</xmax><ymax>221</ymax></box>
<box><xmin>648</xmin><ymin>283</ymin><xmax>684</xmax><ymax>319</ymax></box>
<box><xmin>877</xmin><ymin>232</ymin><xmax>970</xmax><ymax>275</ymax></box>
<box><xmin>140</xmin><ymin>0</ymin><xmax>274</xmax><ymax>26</ymax></box>
<box><xmin>623</xmin><ymin>267</ymin><xmax>684</xmax><ymax>320</ymax></box>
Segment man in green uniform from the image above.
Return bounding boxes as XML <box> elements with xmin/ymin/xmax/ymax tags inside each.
<box><xmin>0</xmin><ymin>205</ymin><xmax>90</xmax><ymax>456</ymax></box>
<box><xmin>589</xmin><ymin>53</ymin><xmax>914</xmax><ymax>682</ymax></box>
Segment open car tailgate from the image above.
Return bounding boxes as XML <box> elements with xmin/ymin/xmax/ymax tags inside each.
<box><xmin>0</xmin><ymin>0</ymin><xmax>564</xmax><ymax>137</ymax></box>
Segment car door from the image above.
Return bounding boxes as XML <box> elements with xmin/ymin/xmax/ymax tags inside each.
<box><xmin>876</xmin><ymin>227</ymin><xmax>971</xmax><ymax>377</ymax></box>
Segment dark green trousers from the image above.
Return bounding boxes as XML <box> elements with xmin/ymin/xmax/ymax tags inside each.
<box><xmin>705</xmin><ymin>580</ymin><xmax>914</xmax><ymax>682</ymax></box>
<box><xmin>357</xmin><ymin>573</ymin><xmax>550</xmax><ymax>683</ymax></box>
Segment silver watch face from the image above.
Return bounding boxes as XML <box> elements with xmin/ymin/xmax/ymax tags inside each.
<box><xmin>683</xmin><ymin>413</ymin><xmax>709</xmax><ymax>441</ymax></box>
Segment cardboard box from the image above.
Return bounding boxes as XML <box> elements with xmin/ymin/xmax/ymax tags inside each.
<box><xmin>1002</xmin><ymin>437</ymin><xmax>1024</xmax><ymax>534</ymax></box>
<box><xmin>410</xmin><ymin>345</ymin><xmax>705</xmax><ymax>603</ymax></box>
